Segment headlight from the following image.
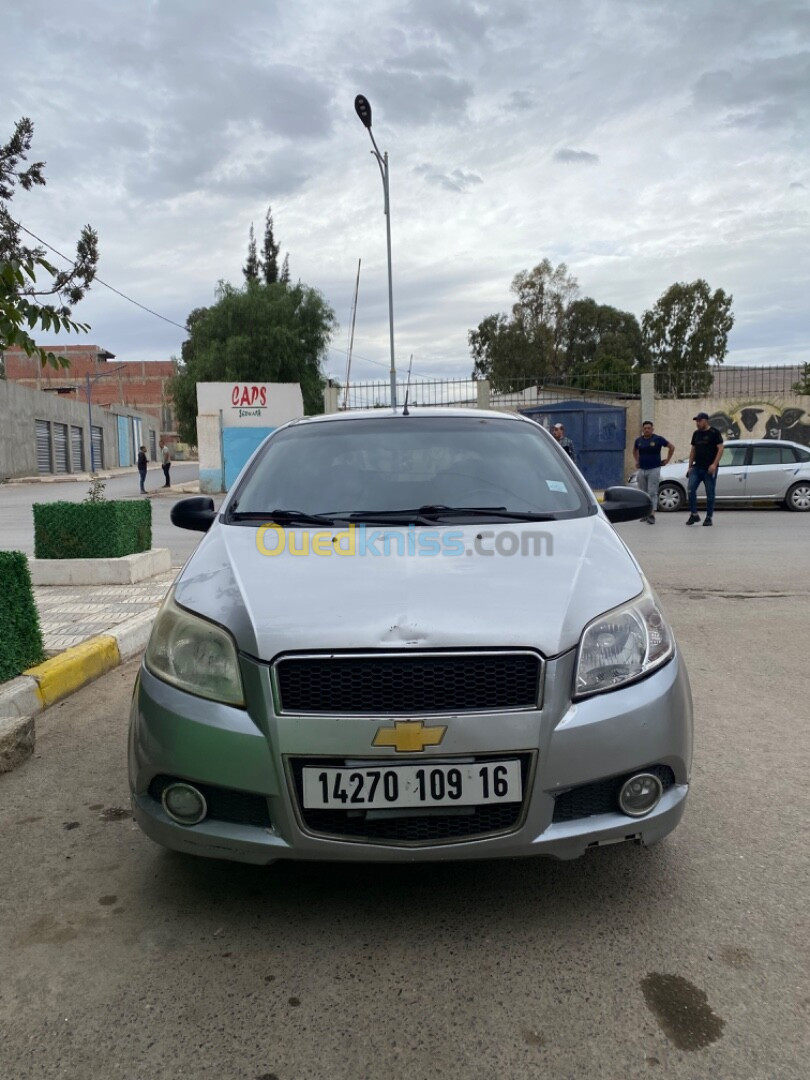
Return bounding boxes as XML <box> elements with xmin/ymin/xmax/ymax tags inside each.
<box><xmin>144</xmin><ymin>592</ymin><xmax>245</xmax><ymax>707</ymax></box>
<box><xmin>574</xmin><ymin>588</ymin><xmax>674</xmax><ymax>698</ymax></box>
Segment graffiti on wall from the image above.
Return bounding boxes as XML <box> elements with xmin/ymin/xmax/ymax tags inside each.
<box><xmin>708</xmin><ymin>402</ymin><xmax>810</xmax><ymax>447</ymax></box>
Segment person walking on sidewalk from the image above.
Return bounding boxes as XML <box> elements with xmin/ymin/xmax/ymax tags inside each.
<box><xmin>686</xmin><ymin>412</ymin><xmax>724</xmax><ymax>526</ymax></box>
<box><xmin>160</xmin><ymin>440</ymin><xmax>171</xmax><ymax>488</ymax></box>
<box><xmin>137</xmin><ymin>445</ymin><xmax>148</xmax><ymax>494</ymax></box>
<box><xmin>633</xmin><ymin>421</ymin><xmax>675</xmax><ymax>523</ymax></box>
<box><xmin>552</xmin><ymin>423</ymin><xmax>575</xmax><ymax>460</ymax></box>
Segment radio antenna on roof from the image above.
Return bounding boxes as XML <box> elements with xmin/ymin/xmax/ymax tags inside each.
<box><xmin>402</xmin><ymin>354</ymin><xmax>414</xmax><ymax>415</ymax></box>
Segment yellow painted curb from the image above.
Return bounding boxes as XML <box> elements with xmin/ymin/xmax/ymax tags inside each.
<box><xmin>25</xmin><ymin>635</ymin><xmax>121</xmax><ymax>709</ymax></box>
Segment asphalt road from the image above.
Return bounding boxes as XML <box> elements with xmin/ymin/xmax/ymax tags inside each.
<box><xmin>0</xmin><ymin>464</ymin><xmax>209</xmax><ymax>566</ymax></box>
<box><xmin>0</xmin><ymin>509</ymin><xmax>808</xmax><ymax>1079</ymax></box>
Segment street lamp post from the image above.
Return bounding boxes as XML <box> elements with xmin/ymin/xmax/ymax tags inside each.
<box><xmin>85</xmin><ymin>365</ymin><xmax>127</xmax><ymax>472</ymax></box>
<box><xmin>354</xmin><ymin>94</ymin><xmax>396</xmax><ymax>411</ymax></box>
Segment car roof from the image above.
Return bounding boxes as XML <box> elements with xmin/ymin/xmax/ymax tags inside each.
<box><xmin>289</xmin><ymin>407</ymin><xmax>538</xmax><ymax>426</ymax></box>
<box><xmin>721</xmin><ymin>439</ymin><xmax>808</xmax><ymax>449</ymax></box>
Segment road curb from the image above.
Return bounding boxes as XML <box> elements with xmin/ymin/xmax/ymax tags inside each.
<box><xmin>0</xmin><ymin>609</ymin><xmax>157</xmax><ymax>774</ymax></box>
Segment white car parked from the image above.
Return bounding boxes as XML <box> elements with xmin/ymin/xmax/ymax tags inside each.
<box><xmin>630</xmin><ymin>439</ymin><xmax>810</xmax><ymax>512</ymax></box>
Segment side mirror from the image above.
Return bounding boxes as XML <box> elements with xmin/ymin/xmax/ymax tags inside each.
<box><xmin>600</xmin><ymin>485</ymin><xmax>652</xmax><ymax>524</ymax></box>
<box><xmin>170</xmin><ymin>496</ymin><xmax>216</xmax><ymax>532</ymax></box>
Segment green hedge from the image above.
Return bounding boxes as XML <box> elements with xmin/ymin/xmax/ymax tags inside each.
<box><xmin>0</xmin><ymin>551</ymin><xmax>45</xmax><ymax>682</ymax></box>
<box><xmin>33</xmin><ymin>500</ymin><xmax>152</xmax><ymax>560</ymax></box>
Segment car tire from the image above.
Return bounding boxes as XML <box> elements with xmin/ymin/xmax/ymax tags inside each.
<box><xmin>785</xmin><ymin>481</ymin><xmax>810</xmax><ymax>512</ymax></box>
<box><xmin>657</xmin><ymin>482</ymin><xmax>685</xmax><ymax>513</ymax></box>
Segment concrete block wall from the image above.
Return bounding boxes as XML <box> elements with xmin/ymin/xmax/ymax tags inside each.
<box><xmin>0</xmin><ymin>379</ymin><xmax>160</xmax><ymax>480</ymax></box>
<box><xmin>654</xmin><ymin>394</ymin><xmax>810</xmax><ymax>458</ymax></box>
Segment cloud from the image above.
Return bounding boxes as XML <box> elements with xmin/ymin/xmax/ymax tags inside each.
<box><xmin>414</xmin><ymin>164</ymin><xmax>483</xmax><ymax>192</ymax></box>
<box><xmin>505</xmin><ymin>91</ymin><xmax>534</xmax><ymax>113</ymax></box>
<box><xmin>354</xmin><ymin>68</ymin><xmax>474</xmax><ymax>126</ymax></box>
<box><xmin>692</xmin><ymin>51</ymin><xmax>810</xmax><ymax>130</ymax></box>
<box><xmin>553</xmin><ymin>148</ymin><xmax>600</xmax><ymax>165</ymax></box>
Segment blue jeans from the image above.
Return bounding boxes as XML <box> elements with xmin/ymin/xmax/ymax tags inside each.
<box><xmin>688</xmin><ymin>467</ymin><xmax>716</xmax><ymax>516</ymax></box>
<box><xmin>139</xmin><ymin>469</ymin><xmax>147</xmax><ymax>493</ymax></box>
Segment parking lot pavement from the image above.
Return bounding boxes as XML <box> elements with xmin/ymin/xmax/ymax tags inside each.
<box><xmin>0</xmin><ymin>510</ymin><xmax>807</xmax><ymax>1080</ymax></box>
<box><xmin>0</xmin><ymin>464</ymin><xmax>208</xmax><ymax>567</ymax></box>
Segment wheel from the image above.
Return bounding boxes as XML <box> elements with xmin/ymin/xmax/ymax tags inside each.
<box><xmin>785</xmin><ymin>481</ymin><xmax>810</xmax><ymax>512</ymax></box>
<box><xmin>656</xmin><ymin>482</ymin><xmax>685</xmax><ymax>513</ymax></box>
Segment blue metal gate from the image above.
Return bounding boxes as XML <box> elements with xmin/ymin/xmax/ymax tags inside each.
<box><xmin>519</xmin><ymin>401</ymin><xmax>626</xmax><ymax>489</ymax></box>
<box><xmin>117</xmin><ymin>415</ymin><xmax>131</xmax><ymax>466</ymax></box>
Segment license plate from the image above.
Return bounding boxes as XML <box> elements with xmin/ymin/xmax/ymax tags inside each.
<box><xmin>302</xmin><ymin>760</ymin><xmax>522</xmax><ymax>809</ymax></box>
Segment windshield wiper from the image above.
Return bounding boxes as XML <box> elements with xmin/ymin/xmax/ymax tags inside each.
<box><xmin>228</xmin><ymin>508</ymin><xmax>336</xmax><ymax>527</ymax></box>
<box><xmin>345</xmin><ymin>505</ymin><xmax>557</xmax><ymax>522</ymax></box>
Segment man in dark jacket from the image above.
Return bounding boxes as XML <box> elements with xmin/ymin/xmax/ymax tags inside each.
<box><xmin>137</xmin><ymin>446</ymin><xmax>148</xmax><ymax>494</ymax></box>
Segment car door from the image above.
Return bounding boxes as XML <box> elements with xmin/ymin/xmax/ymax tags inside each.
<box><xmin>744</xmin><ymin>444</ymin><xmax>798</xmax><ymax>499</ymax></box>
<box><xmin>714</xmin><ymin>444</ymin><xmax>749</xmax><ymax>500</ymax></box>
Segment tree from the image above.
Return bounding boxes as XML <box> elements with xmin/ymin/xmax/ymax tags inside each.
<box><xmin>170</xmin><ymin>279</ymin><xmax>337</xmax><ymax>445</ymax></box>
<box><xmin>1</xmin><ymin>117</ymin><xmax>98</xmax><ymax>369</ymax></box>
<box><xmin>243</xmin><ymin>224</ymin><xmax>260</xmax><ymax>282</ymax></box>
<box><xmin>642</xmin><ymin>280</ymin><xmax>734</xmax><ymax>396</ymax></box>
<box><xmin>563</xmin><ymin>299</ymin><xmax>645</xmax><ymax>386</ymax></box>
<box><xmin>280</xmin><ymin>253</ymin><xmax>290</xmax><ymax>285</ymax></box>
<box><xmin>261</xmin><ymin>205</ymin><xmax>280</xmax><ymax>285</ymax></box>
<box><xmin>1</xmin><ymin>258</ymin><xmax>91</xmax><ymax>373</ymax></box>
<box><xmin>468</xmin><ymin>259</ymin><xmax>579</xmax><ymax>391</ymax></box>
<box><xmin>792</xmin><ymin>362</ymin><xmax>810</xmax><ymax>395</ymax></box>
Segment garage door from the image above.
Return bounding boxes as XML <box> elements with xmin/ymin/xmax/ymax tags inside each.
<box><xmin>71</xmin><ymin>425</ymin><xmax>84</xmax><ymax>472</ymax></box>
<box><xmin>53</xmin><ymin>423</ymin><xmax>69</xmax><ymax>474</ymax></box>
<box><xmin>91</xmin><ymin>426</ymin><xmax>104</xmax><ymax>471</ymax></box>
<box><xmin>36</xmin><ymin>420</ymin><xmax>51</xmax><ymax>474</ymax></box>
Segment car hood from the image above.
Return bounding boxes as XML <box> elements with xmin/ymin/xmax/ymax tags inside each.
<box><xmin>173</xmin><ymin>515</ymin><xmax>644</xmax><ymax>660</ymax></box>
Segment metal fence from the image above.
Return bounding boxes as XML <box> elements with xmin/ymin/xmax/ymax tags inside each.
<box><xmin>339</xmin><ymin>379</ymin><xmax>479</xmax><ymax>411</ymax></box>
<box><xmin>336</xmin><ymin>366</ymin><xmax>805</xmax><ymax>411</ymax></box>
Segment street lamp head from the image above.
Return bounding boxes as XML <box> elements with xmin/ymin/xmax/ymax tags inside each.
<box><xmin>354</xmin><ymin>94</ymin><xmax>373</xmax><ymax>129</ymax></box>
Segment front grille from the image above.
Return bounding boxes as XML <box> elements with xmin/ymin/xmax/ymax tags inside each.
<box><xmin>289</xmin><ymin>755</ymin><xmax>532</xmax><ymax>845</ymax></box>
<box><xmin>551</xmin><ymin>765</ymin><xmax>676</xmax><ymax>823</ymax></box>
<box><xmin>149</xmin><ymin>776</ymin><xmax>271</xmax><ymax>828</ymax></box>
<box><xmin>274</xmin><ymin>651</ymin><xmax>542</xmax><ymax>715</ymax></box>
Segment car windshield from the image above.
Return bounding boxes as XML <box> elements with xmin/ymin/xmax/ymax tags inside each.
<box><xmin>227</xmin><ymin>415</ymin><xmax>592</xmax><ymax>522</ymax></box>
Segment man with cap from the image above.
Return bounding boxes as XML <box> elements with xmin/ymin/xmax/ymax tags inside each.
<box><xmin>551</xmin><ymin>422</ymin><xmax>575</xmax><ymax>460</ymax></box>
<box><xmin>686</xmin><ymin>412</ymin><xmax>723</xmax><ymax>526</ymax></box>
<box><xmin>633</xmin><ymin>420</ymin><xmax>675</xmax><ymax>523</ymax></box>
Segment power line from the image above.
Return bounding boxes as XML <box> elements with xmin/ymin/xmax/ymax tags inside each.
<box><xmin>326</xmin><ymin>343</ymin><xmax>449</xmax><ymax>383</ymax></box>
<box><xmin>11</xmin><ymin>219</ymin><xmax>190</xmax><ymax>333</ymax></box>
<box><xmin>13</xmin><ymin>218</ymin><xmax>464</xmax><ymax>383</ymax></box>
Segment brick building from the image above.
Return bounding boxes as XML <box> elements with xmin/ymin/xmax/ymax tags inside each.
<box><xmin>2</xmin><ymin>344</ymin><xmax>178</xmax><ymax>442</ymax></box>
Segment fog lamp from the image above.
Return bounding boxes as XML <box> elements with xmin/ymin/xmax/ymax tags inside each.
<box><xmin>618</xmin><ymin>773</ymin><xmax>663</xmax><ymax>818</ymax></box>
<box><xmin>162</xmin><ymin>783</ymin><xmax>207</xmax><ymax>825</ymax></box>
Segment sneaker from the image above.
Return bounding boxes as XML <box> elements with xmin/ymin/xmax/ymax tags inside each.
<box><xmin>703</xmin><ymin>517</ymin><xmax>713</xmax><ymax>526</ymax></box>
<box><xmin>647</xmin><ymin>515</ymin><xmax>656</xmax><ymax>524</ymax></box>
<box><xmin>686</xmin><ymin>514</ymin><xmax>700</xmax><ymax>525</ymax></box>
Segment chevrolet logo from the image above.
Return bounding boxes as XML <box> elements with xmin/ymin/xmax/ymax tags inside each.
<box><xmin>372</xmin><ymin>720</ymin><xmax>447</xmax><ymax>753</ymax></box>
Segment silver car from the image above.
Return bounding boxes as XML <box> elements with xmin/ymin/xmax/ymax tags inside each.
<box><xmin>129</xmin><ymin>409</ymin><xmax>692</xmax><ymax>864</ymax></box>
<box><xmin>631</xmin><ymin>439</ymin><xmax>810</xmax><ymax>512</ymax></box>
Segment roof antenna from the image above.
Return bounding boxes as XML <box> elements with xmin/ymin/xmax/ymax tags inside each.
<box><xmin>402</xmin><ymin>354</ymin><xmax>414</xmax><ymax>415</ymax></box>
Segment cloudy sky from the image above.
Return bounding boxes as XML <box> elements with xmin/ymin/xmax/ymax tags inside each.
<box><xmin>5</xmin><ymin>0</ymin><xmax>809</xmax><ymax>383</ymax></box>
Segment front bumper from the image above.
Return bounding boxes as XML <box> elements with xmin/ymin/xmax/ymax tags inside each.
<box><xmin>129</xmin><ymin>650</ymin><xmax>693</xmax><ymax>864</ymax></box>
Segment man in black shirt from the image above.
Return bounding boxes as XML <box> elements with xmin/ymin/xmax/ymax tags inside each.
<box><xmin>686</xmin><ymin>413</ymin><xmax>723</xmax><ymax>526</ymax></box>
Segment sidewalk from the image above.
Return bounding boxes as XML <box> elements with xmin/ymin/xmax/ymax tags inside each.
<box><xmin>4</xmin><ymin>465</ymin><xmax>198</xmax><ymax>485</ymax></box>
<box><xmin>1</xmin><ymin>565</ymin><xmax>178</xmax><ymax>772</ymax></box>
<box><xmin>34</xmin><ymin>569</ymin><xmax>178</xmax><ymax>655</ymax></box>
